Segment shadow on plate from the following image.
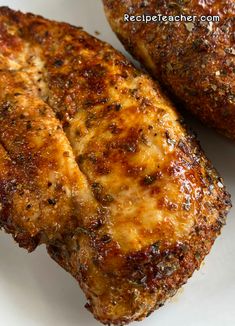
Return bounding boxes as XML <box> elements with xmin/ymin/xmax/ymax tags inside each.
<box><xmin>0</xmin><ymin>233</ymin><xmax>98</xmax><ymax>326</ymax></box>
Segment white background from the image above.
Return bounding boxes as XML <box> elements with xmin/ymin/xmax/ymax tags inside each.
<box><xmin>0</xmin><ymin>1</ymin><xmax>234</xmax><ymax>325</ymax></box>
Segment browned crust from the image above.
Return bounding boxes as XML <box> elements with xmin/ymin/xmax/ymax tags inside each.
<box><xmin>103</xmin><ymin>0</ymin><xmax>235</xmax><ymax>140</ymax></box>
<box><xmin>0</xmin><ymin>6</ymin><xmax>232</xmax><ymax>325</ymax></box>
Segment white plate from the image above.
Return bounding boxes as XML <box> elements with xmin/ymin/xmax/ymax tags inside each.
<box><xmin>0</xmin><ymin>1</ymin><xmax>234</xmax><ymax>325</ymax></box>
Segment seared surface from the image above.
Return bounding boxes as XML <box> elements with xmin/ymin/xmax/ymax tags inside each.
<box><xmin>0</xmin><ymin>7</ymin><xmax>231</xmax><ymax>325</ymax></box>
<box><xmin>103</xmin><ymin>0</ymin><xmax>235</xmax><ymax>139</ymax></box>
<box><xmin>0</xmin><ymin>71</ymin><xmax>100</xmax><ymax>251</ymax></box>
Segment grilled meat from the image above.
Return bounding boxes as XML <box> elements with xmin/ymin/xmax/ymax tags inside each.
<box><xmin>103</xmin><ymin>0</ymin><xmax>235</xmax><ymax>140</ymax></box>
<box><xmin>0</xmin><ymin>7</ymin><xmax>231</xmax><ymax>325</ymax></box>
<box><xmin>0</xmin><ymin>71</ymin><xmax>100</xmax><ymax>251</ymax></box>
